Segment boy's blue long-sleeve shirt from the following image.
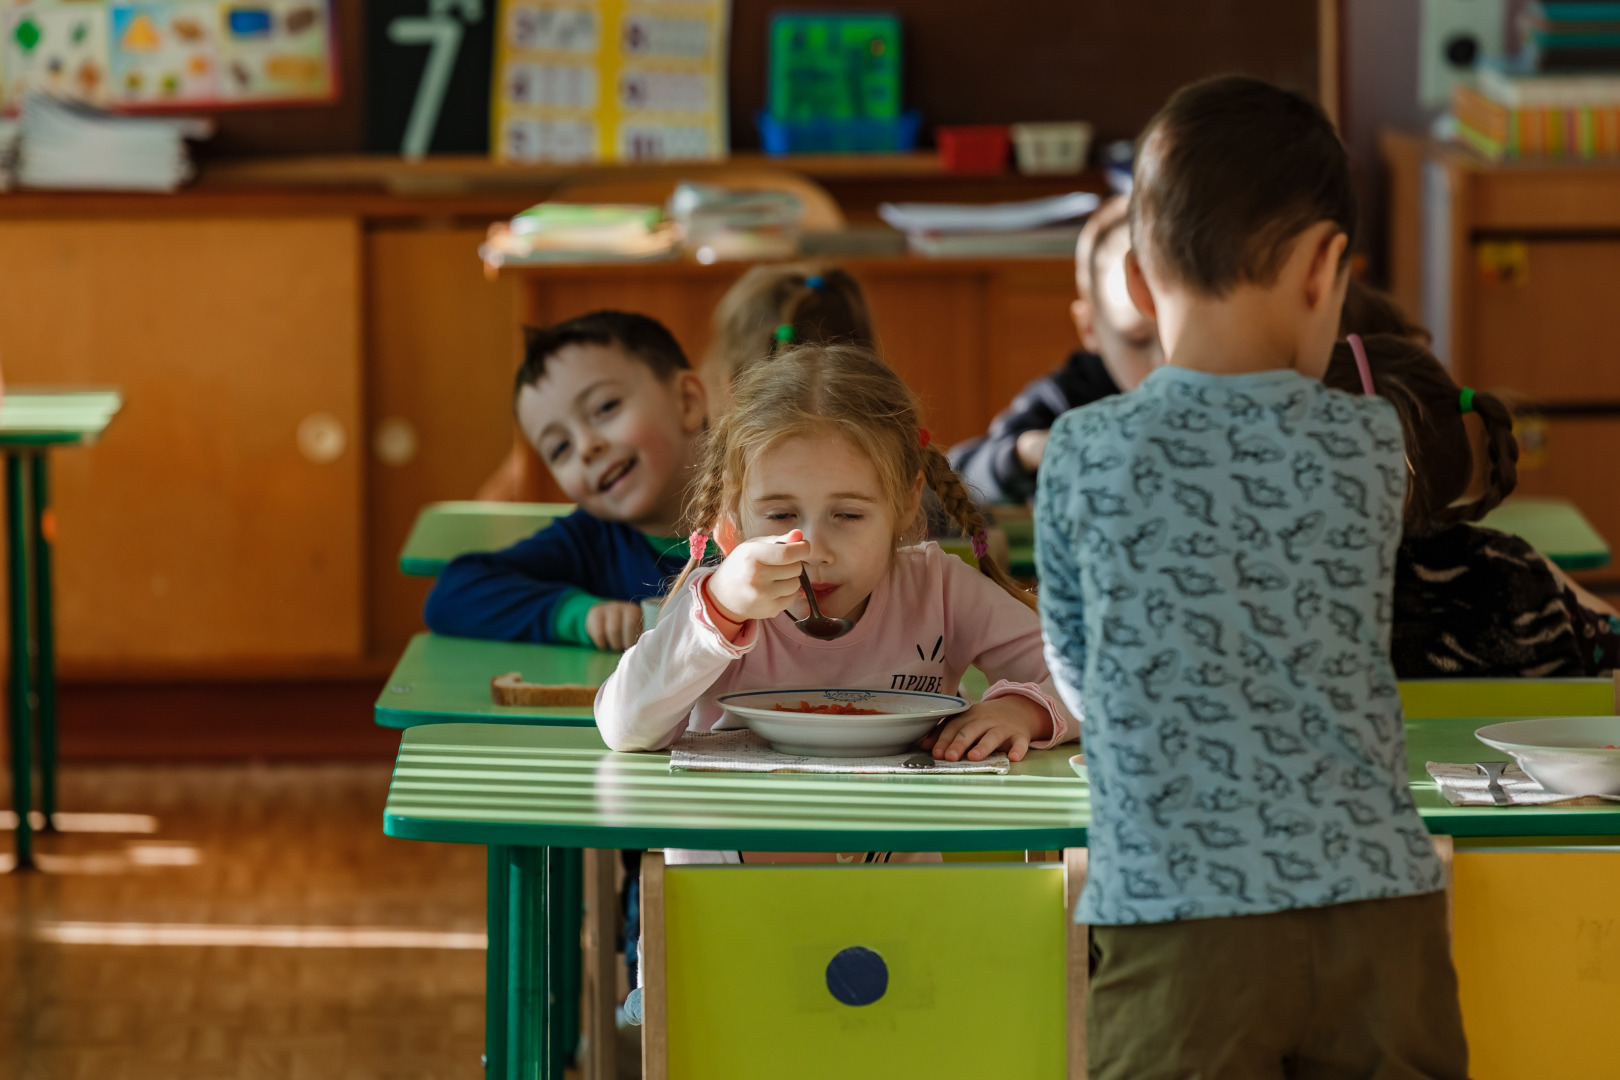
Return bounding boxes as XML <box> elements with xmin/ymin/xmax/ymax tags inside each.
<box><xmin>423</xmin><ymin>510</ymin><xmax>690</xmax><ymax>645</ymax></box>
<box><xmin>1036</xmin><ymin>366</ymin><xmax>1445</xmax><ymax>926</ymax></box>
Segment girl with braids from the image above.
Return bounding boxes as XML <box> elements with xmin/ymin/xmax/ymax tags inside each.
<box><xmin>595</xmin><ymin>343</ymin><xmax>1075</xmax><ymax>861</ymax></box>
<box><xmin>701</xmin><ymin>263</ymin><xmax>874</xmax><ymax>409</ymax></box>
<box><xmin>1326</xmin><ymin>332</ymin><xmax>1620</xmax><ymax>676</ymax></box>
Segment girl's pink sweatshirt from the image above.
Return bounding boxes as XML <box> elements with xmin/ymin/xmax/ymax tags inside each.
<box><xmin>595</xmin><ymin>543</ymin><xmax>1078</xmax><ymax>752</ymax></box>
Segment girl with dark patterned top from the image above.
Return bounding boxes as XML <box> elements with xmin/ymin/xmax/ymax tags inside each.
<box><xmin>1324</xmin><ymin>333</ymin><xmax>1620</xmax><ymax>677</ymax></box>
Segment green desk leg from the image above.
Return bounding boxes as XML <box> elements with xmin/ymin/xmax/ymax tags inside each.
<box><xmin>488</xmin><ymin>845</ymin><xmax>512</xmax><ymax>1079</ymax></box>
<box><xmin>505</xmin><ymin>846</ymin><xmax>560</xmax><ymax>1080</ymax></box>
<box><xmin>5</xmin><ymin>454</ymin><xmax>33</xmax><ymax>870</ymax></box>
<box><xmin>560</xmin><ymin>848</ymin><xmax>582</xmax><ymax>1067</ymax></box>
<box><xmin>489</xmin><ymin>845</ymin><xmax>575</xmax><ymax>1080</ymax></box>
<box><xmin>31</xmin><ymin>456</ymin><xmax>55</xmax><ymax>831</ymax></box>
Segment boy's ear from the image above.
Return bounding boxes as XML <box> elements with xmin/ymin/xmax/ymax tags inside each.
<box><xmin>1304</xmin><ymin>229</ymin><xmax>1351</xmax><ymax>313</ymax></box>
<box><xmin>1124</xmin><ymin>250</ymin><xmax>1158</xmax><ymax>323</ymax></box>
<box><xmin>674</xmin><ymin>370</ymin><xmax>708</xmax><ymax>433</ymax></box>
<box><xmin>1070</xmin><ymin>297</ymin><xmax>1102</xmax><ymax>353</ymax></box>
<box><xmin>715</xmin><ymin>515</ymin><xmax>742</xmax><ymax>555</ymax></box>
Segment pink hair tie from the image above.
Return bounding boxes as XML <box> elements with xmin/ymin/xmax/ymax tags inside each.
<box><xmin>688</xmin><ymin>532</ymin><xmax>708</xmax><ymax>561</ymax></box>
<box><xmin>971</xmin><ymin>531</ymin><xmax>990</xmax><ymax>561</ymax></box>
<box><xmin>1348</xmin><ymin>333</ymin><xmax>1375</xmax><ymax>396</ymax></box>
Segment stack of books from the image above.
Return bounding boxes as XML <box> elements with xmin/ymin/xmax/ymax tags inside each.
<box><xmin>13</xmin><ymin>94</ymin><xmax>208</xmax><ymax>192</ymax></box>
<box><xmin>1455</xmin><ymin>63</ymin><xmax>1620</xmax><ymax>159</ymax></box>
<box><xmin>479</xmin><ymin>203</ymin><xmax>678</xmax><ymax>270</ymax></box>
<box><xmin>1519</xmin><ymin>1</ymin><xmax>1620</xmax><ymax>72</ymax></box>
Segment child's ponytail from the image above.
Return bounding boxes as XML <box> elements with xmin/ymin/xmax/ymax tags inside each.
<box><xmin>705</xmin><ymin>264</ymin><xmax>875</xmax><ymax>404</ymax></box>
<box><xmin>921</xmin><ymin>444</ymin><xmax>1039</xmax><ymax>613</ymax></box>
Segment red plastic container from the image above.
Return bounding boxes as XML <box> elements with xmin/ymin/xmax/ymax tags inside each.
<box><xmin>937</xmin><ymin>125</ymin><xmax>1010</xmax><ymax>174</ymax></box>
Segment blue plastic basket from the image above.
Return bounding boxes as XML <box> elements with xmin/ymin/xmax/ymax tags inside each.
<box><xmin>757</xmin><ymin>110</ymin><xmax>922</xmax><ymax>155</ymax></box>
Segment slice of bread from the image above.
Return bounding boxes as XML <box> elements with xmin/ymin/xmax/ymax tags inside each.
<box><xmin>490</xmin><ymin>672</ymin><xmax>598</xmax><ymax>708</ymax></box>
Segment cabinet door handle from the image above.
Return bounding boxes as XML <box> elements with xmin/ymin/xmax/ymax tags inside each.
<box><xmin>297</xmin><ymin>413</ymin><xmax>347</xmax><ymax>464</ymax></box>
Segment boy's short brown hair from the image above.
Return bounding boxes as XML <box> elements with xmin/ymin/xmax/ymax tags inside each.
<box><xmin>1131</xmin><ymin>75</ymin><xmax>1356</xmax><ymax>297</ymax></box>
<box><xmin>515</xmin><ymin>310</ymin><xmax>690</xmax><ymax>401</ymax></box>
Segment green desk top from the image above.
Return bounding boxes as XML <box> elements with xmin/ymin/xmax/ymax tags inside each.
<box><xmin>376</xmin><ymin>633</ymin><xmax>618</xmax><ymax>729</ymax></box>
<box><xmin>385</xmin><ymin>723</ymin><xmax>1090</xmax><ymax>851</ymax></box>
<box><xmin>1478</xmin><ymin>497</ymin><xmax>1610</xmax><ymax>571</ymax></box>
<box><xmin>383</xmin><ymin>714</ymin><xmax>1620</xmax><ymax>851</ymax></box>
<box><xmin>399</xmin><ymin>501</ymin><xmax>574</xmax><ymax>577</ymax></box>
<box><xmin>993</xmin><ymin>495</ymin><xmax>1608</xmax><ymax>574</ymax></box>
<box><xmin>0</xmin><ymin>389</ymin><xmax>122</xmax><ymax>447</ymax></box>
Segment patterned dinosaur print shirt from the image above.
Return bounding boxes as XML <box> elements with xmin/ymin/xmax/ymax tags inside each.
<box><xmin>1036</xmin><ymin>365</ymin><xmax>1445</xmax><ymax>925</ymax></box>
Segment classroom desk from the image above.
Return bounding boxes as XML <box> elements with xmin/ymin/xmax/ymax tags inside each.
<box><xmin>376</xmin><ymin>633</ymin><xmax>618</xmax><ymax>728</ymax></box>
<box><xmin>399</xmin><ymin>500</ymin><xmax>574</xmax><ymax>577</ymax></box>
<box><xmin>383</xmin><ymin>715</ymin><xmax>1620</xmax><ymax>1080</ymax></box>
<box><xmin>2</xmin><ymin>389</ymin><xmax>122</xmax><ymax>871</ymax></box>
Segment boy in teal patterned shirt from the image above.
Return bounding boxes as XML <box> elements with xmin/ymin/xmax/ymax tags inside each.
<box><xmin>1036</xmin><ymin>77</ymin><xmax>1467</xmax><ymax>1078</ymax></box>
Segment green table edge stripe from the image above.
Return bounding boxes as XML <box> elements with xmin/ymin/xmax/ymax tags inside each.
<box><xmin>374</xmin><ymin>705</ymin><xmax>597</xmax><ymax>729</ymax></box>
<box><xmin>383</xmin><ymin>814</ymin><xmax>1090</xmax><ymax>851</ymax></box>
<box><xmin>1551</xmin><ymin>551</ymin><xmax>1611</xmax><ymax>571</ymax></box>
<box><xmin>382</xmin><ymin>804</ymin><xmax>1620</xmax><ymax>849</ymax></box>
<box><xmin>400</xmin><ymin>555</ymin><xmax>447</xmax><ymax>578</ymax></box>
<box><xmin>0</xmin><ymin>433</ymin><xmax>103</xmax><ymax>447</ymax></box>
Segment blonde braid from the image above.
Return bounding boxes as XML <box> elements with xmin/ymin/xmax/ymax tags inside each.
<box><xmin>922</xmin><ymin>444</ymin><xmax>1037</xmax><ymax>612</ymax></box>
<box><xmin>662</xmin><ymin>439</ymin><xmax>728</xmax><ymax>609</ymax></box>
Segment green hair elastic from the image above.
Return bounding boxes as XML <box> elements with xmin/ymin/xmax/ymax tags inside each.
<box><xmin>774</xmin><ymin>323</ymin><xmax>794</xmax><ymax>344</ymax></box>
<box><xmin>1459</xmin><ymin>387</ymin><xmax>1475</xmax><ymax>414</ymax></box>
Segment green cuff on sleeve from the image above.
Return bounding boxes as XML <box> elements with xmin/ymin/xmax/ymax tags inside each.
<box><xmin>551</xmin><ymin>589</ymin><xmax>608</xmax><ymax>647</ymax></box>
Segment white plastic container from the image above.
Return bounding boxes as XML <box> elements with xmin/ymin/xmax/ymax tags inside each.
<box><xmin>1010</xmin><ymin>122</ymin><xmax>1094</xmax><ymax>176</ymax></box>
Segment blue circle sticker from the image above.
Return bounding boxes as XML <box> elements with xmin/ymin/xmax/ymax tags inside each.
<box><xmin>825</xmin><ymin>946</ymin><xmax>888</xmax><ymax>1006</ymax></box>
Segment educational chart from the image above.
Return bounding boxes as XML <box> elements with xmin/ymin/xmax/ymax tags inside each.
<box><xmin>491</xmin><ymin>0</ymin><xmax>727</xmax><ymax>163</ymax></box>
<box><xmin>0</xmin><ymin>0</ymin><xmax>336</xmax><ymax>111</ymax></box>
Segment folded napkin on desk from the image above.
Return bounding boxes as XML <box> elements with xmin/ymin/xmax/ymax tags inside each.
<box><xmin>1425</xmin><ymin>761</ymin><xmax>1620</xmax><ymax>807</ymax></box>
<box><xmin>670</xmin><ymin>728</ymin><xmax>1009</xmax><ymax>775</ymax></box>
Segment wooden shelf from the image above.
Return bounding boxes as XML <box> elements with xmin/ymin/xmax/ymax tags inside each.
<box><xmin>199</xmin><ymin>152</ymin><xmax>955</xmax><ymax>196</ymax></box>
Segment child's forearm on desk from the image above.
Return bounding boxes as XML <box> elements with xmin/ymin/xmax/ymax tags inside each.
<box><xmin>594</xmin><ymin>582</ymin><xmax>752</xmax><ymax>751</ymax></box>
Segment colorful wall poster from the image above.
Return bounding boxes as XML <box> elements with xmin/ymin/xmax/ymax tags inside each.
<box><xmin>0</xmin><ymin>0</ymin><xmax>336</xmax><ymax>112</ymax></box>
<box><xmin>492</xmin><ymin>0</ymin><xmax>728</xmax><ymax>164</ymax></box>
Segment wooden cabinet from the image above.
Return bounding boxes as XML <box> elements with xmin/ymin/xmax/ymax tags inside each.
<box><xmin>0</xmin><ymin>172</ymin><xmax>1087</xmax><ymax>670</ymax></box>
<box><xmin>0</xmin><ymin>218</ymin><xmax>363</xmax><ymax>667</ymax></box>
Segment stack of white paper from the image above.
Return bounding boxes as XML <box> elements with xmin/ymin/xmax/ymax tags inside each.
<box><xmin>15</xmin><ymin>95</ymin><xmax>211</xmax><ymax>193</ymax></box>
<box><xmin>878</xmin><ymin>191</ymin><xmax>1100</xmax><ymax>258</ymax></box>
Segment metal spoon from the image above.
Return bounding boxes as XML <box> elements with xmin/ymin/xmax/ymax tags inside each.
<box><xmin>794</xmin><ymin>568</ymin><xmax>855</xmax><ymax>640</ymax></box>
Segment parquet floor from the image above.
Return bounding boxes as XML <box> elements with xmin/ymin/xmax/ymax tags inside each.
<box><xmin>0</xmin><ymin>764</ymin><xmax>501</xmax><ymax>1080</ymax></box>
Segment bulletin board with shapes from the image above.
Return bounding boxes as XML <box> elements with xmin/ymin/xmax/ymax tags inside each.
<box><xmin>0</xmin><ymin>0</ymin><xmax>337</xmax><ymax>112</ymax></box>
<box><xmin>492</xmin><ymin>0</ymin><xmax>729</xmax><ymax>164</ymax></box>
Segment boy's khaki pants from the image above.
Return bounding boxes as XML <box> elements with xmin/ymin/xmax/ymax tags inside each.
<box><xmin>1087</xmin><ymin>890</ymin><xmax>1467</xmax><ymax>1080</ymax></box>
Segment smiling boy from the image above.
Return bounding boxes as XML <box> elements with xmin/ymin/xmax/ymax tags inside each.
<box><xmin>423</xmin><ymin>311</ymin><xmax>707</xmax><ymax>650</ymax></box>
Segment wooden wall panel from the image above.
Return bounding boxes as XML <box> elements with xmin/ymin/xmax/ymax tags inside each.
<box><xmin>365</xmin><ymin>227</ymin><xmax>524</xmax><ymax>656</ymax></box>
<box><xmin>0</xmin><ymin>218</ymin><xmax>363</xmax><ymax>666</ymax></box>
